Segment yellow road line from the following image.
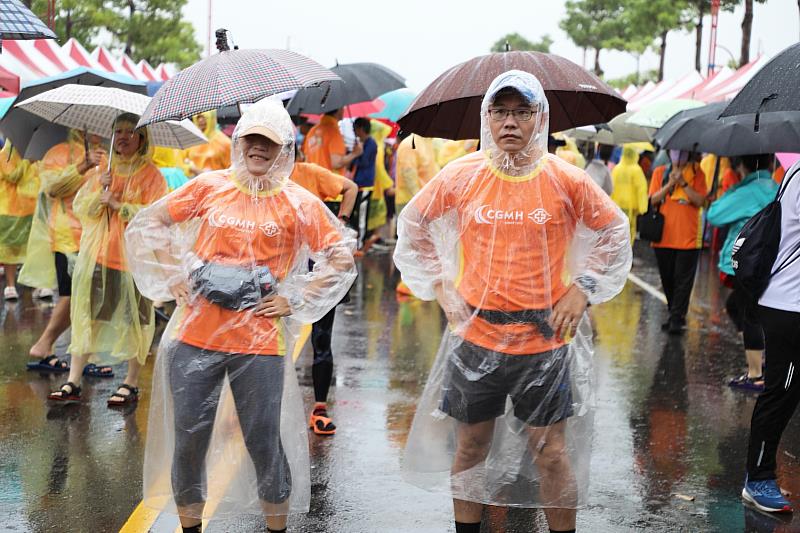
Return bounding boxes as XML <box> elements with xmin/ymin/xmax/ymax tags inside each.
<box><xmin>120</xmin><ymin>324</ymin><xmax>314</xmax><ymax>532</ymax></box>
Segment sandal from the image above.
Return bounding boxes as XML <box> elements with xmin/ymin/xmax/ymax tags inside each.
<box><xmin>729</xmin><ymin>373</ymin><xmax>765</xmax><ymax>392</ymax></box>
<box><xmin>26</xmin><ymin>354</ymin><xmax>70</xmax><ymax>372</ymax></box>
<box><xmin>309</xmin><ymin>407</ymin><xmax>336</xmax><ymax>436</ymax></box>
<box><xmin>48</xmin><ymin>382</ymin><xmax>82</xmax><ymax>403</ymax></box>
<box><xmin>83</xmin><ymin>363</ymin><xmax>114</xmax><ymax>378</ymax></box>
<box><xmin>107</xmin><ymin>384</ymin><xmax>139</xmax><ymax>406</ymax></box>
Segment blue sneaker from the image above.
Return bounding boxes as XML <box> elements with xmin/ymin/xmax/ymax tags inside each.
<box><xmin>742</xmin><ymin>478</ymin><xmax>793</xmax><ymax>513</ymax></box>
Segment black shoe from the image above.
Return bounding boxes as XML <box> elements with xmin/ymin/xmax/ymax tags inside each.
<box><xmin>660</xmin><ymin>320</ymin><xmax>671</xmax><ymax>331</ymax></box>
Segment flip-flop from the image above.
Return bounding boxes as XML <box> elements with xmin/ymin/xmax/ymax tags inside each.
<box><xmin>729</xmin><ymin>373</ymin><xmax>765</xmax><ymax>392</ymax></box>
<box><xmin>26</xmin><ymin>354</ymin><xmax>70</xmax><ymax>372</ymax></box>
<box><xmin>309</xmin><ymin>410</ymin><xmax>336</xmax><ymax>436</ymax></box>
<box><xmin>83</xmin><ymin>363</ymin><xmax>114</xmax><ymax>378</ymax></box>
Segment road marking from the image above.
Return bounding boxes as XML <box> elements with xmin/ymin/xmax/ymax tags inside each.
<box><xmin>627</xmin><ymin>273</ymin><xmax>668</xmax><ymax>305</ymax></box>
<box><xmin>120</xmin><ymin>324</ymin><xmax>314</xmax><ymax>532</ymax></box>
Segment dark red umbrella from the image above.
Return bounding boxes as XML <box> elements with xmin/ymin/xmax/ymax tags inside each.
<box><xmin>398</xmin><ymin>51</ymin><xmax>626</xmax><ymax>140</ymax></box>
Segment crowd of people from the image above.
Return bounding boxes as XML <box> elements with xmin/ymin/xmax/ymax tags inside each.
<box><xmin>0</xmin><ymin>63</ymin><xmax>798</xmax><ymax>531</ymax></box>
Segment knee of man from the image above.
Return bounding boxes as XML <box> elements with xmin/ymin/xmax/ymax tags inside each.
<box><xmin>535</xmin><ymin>441</ymin><xmax>569</xmax><ymax>471</ymax></box>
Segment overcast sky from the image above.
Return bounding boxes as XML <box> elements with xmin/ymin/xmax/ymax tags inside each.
<box><xmin>183</xmin><ymin>0</ymin><xmax>798</xmax><ymax>91</ymax></box>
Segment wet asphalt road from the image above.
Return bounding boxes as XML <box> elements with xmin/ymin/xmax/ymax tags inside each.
<box><xmin>1</xmin><ymin>242</ymin><xmax>799</xmax><ymax>532</ymax></box>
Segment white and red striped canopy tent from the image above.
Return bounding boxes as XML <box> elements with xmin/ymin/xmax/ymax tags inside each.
<box><xmin>62</xmin><ymin>37</ymin><xmax>102</xmax><ymax>70</ymax></box>
<box><xmin>137</xmin><ymin>59</ymin><xmax>158</xmax><ymax>82</ymax></box>
<box><xmin>118</xmin><ymin>53</ymin><xmax>147</xmax><ymax>80</ymax></box>
<box><xmin>628</xmin><ymin>71</ymin><xmax>705</xmax><ymax>111</ymax></box>
<box><xmin>0</xmin><ymin>64</ymin><xmax>19</xmax><ymax>94</ymax></box>
<box><xmin>700</xmin><ymin>56</ymin><xmax>768</xmax><ymax>102</ymax></box>
<box><xmin>154</xmin><ymin>63</ymin><xmax>175</xmax><ymax>81</ymax></box>
<box><xmin>91</xmin><ymin>46</ymin><xmax>127</xmax><ymax>76</ymax></box>
<box><xmin>0</xmin><ymin>38</ymin><xmax>79</xmax><ymax>83</ymax></box>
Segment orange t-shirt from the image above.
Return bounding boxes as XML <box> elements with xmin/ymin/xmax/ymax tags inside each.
<box><xmin>167</xmin><ymin>171</ymin><xmax>343</xmax><ymax>355</ymax></box>
<box><xmin>410</xmin><ymin>153</ymin><xmax>620</xmax><ymax>355</ymax></box>
<box><xmin>290</xmin><ymin>162</ymin><xmax>345</xmax><ymax>201</ymax></box>
<box><xmin>648</xmin><ymin>164</ymin><xmax>707</xmax><ymax>250</ymax></box>
<box><xmin>302</xmin><ymin>115</ymin><xmax>346</xmax><ymax>174</ymax></box>
<box><xmin>87</xmin><ymin>162</ymin><xmax>168</xmax><ymax>270</ymax></box>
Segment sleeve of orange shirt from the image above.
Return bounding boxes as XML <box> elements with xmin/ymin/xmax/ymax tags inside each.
<box><xmin>649</xmin><ymin>166</ymin><xmax>665</xmax><ymax>197</ymax></box>
<box><xmin>311</xmin><ymin>164</ymin><xmax>346</xmax><ymax>200</ymax></box>
<box><xmin>300</xmin><ymin>195</ymin><xmax>345</xmax><ymax>253</ymax></box>
<box><xmin>167</xmin><ymin>175</ymin><xmax>209</xmax><ymax>223</ymax></box>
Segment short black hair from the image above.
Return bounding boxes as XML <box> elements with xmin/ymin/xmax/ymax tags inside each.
<box><xmin>739</xmin><ymin>154</ymin><xmax>774</xmax><ymax>173</ymax></box>
<box><xmin>598</xmin><ymin>144</ymin><xmax>614</xmax><ymax>162</ymax></box>
<box><xmin>353</xmin><ymin>117</ymin><xmax>371</xmax><ymax>134</ymax></box>
<box><xmin>324</xmin><ymin>108</ymin><xmax>341</xmax><ymax>117</ymax></box>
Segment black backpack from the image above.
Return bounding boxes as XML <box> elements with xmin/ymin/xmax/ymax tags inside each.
<box><xmin>732</xmin><ymin>164</ymin><xmax>800</xmax><ymax>301</ymax></box>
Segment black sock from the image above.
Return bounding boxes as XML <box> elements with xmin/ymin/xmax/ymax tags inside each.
<box><xmin>550</xmin><ymin>529</ymin><xmax>576</xmax><ymax>533</ymax></box>
<box><xmin>182</xmin><ymin>525</ymin><xmax>201</xmax><ymax>533</ymax></box>
<box><xmin>455</xmin><ymin>521</ymin><xmax>481</xmax><ymax>533</ymax></box>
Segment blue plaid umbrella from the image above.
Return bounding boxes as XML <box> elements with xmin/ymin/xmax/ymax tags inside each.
<box><xmin>0</xmin><ymin>0</ymin><xmax>56</xmax><ymax>42</ymax></box>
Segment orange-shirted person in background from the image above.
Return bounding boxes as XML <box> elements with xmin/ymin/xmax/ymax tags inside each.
<box><xmin>394</xmin><ymin>70</ymin><xmax>631</xmax><ymax>533</ymax></box>
<box><xmin>47</xmin><ymin>114</ymin><xmax>168</xmax><ymax>406</ymax></box>
<box><xmin>290</xmin><ymin>157</ymin><xmax>357</xmax><ymax>435</ymax></box>
<box><xmin>649</xmin><ymin>150</ymin><xmax>707</xmax><ymax>334</ymax></box>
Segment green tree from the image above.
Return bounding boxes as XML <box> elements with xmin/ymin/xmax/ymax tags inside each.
<box><xmin>30</xmin><ymin>0</ymin><xmax>109</xmax><ymax>44</ymax></box>
<box><xmin>682</xmin><ymin>0</ymin><xmax>738</xmax><ymax>72</ymax></box>
<box><xmin>605</xmin><ymin>69</ymin><xmax>659</xmax><ymax>90</ymax></box>
<box><xmin>490</xmin><ymin>33</ymin><xmax>553</xmax><ymax>53</ymax></box>
<box><xmin>560</xmin><ymin>0</ymin><xmax>627</xmax><ymax>76</ymax></box>
<box><xmin>624</xmin><ymin>0</ymin><xmax>691</xmax><ymax>81</ymax></box>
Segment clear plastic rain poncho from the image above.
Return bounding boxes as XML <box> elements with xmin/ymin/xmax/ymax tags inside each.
<box><xmin>69</xmin><ymin>115</ymin><xmax>168</xmax><ymax>365</ymax></box>
<box><xmin>394</xmin><ymin>70</ymin><xmax>632</xmax><ymax>509</ymax></box>
<box><xmin>611</xmin><ymin>145</ymin><xmax>649</xmax><ymax>244</ymax></box>
<box><xmin>186</xmin><ymin>110</ymin><xmax>232</xmax><ymax>173</ymax></box>
<box><xmin>0</xmin><ymin>141</ymin><xmax>39</xmax><ymax>264</ymax></box>
<box><xmin>125</xmin><ymin>97</ymin><xmax>357</xmax><ymax>520</ymax></box>
<box><xmin>18</xmin><ymin>131</ymin><xmax>104</xmax><ymax>289</ymax></box>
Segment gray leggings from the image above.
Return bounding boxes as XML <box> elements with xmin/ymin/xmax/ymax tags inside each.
<box><xmin>169</xmin><ymin>341</ymin><xmax>291</xmax><ymax>506</ymax></box>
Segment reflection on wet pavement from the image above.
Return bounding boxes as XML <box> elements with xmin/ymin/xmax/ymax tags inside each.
<box><xmin>0</xmin><ymin>245</ymin><xmax>798</xmax><ymax>532</ymax></box>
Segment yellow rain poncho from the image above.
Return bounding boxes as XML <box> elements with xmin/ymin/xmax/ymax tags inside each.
<box><xmin>395</xmin><ymin>135</ymin><xmax>440</xmax><ymax>210</ymax></box>
<box><xmin>556</xmin><ymin>137</ymin><xmax>587</xmax><ymax>169</ymax></box>
<box><xmin>18</xmin><ymin>132</ymin><xmax>104</xmax><ymax>289</ymax></box>
<box><xmin>700</xmin><ymin>153</ymin><xmax>731</xmax><ymax>199</ymax></box>
<box><xmin>69</xmin><ymin>116</ymin><xmax>168</xmax><ymax>365</ymax></box>
<box><xmin>436</xmin><ymin>139</ymin><xmax>479</xmax><ymax>168</ymax></box>
<box><xmin>366</xmin><ymin>119</ymin><xmax>394</xmax><ymax>231</ymax></box>
<box><xmin>611</xmin><ymin>145</ymin><xmax>649</xmax><ymax>243</ymax></box>
<box><xmin>125</xmin><ymin>98</ymin><xmax>357</xmax><ymax>521</ymax></box>
<box><xmin>394</xmin><ymin>71</ymin><xmax>631</xmax><ymax>509</ymax></box>
<box><xmin>186</xmin><ymin>110</ymin><xmax>232</xmax><ymax>173</ymax></box>
<box><xmin>153</xmin><ymin>146</ymin><xmax>190</xmax><ymax>191</ymax></box>
<box><xmin>0</xmin><ymin>142</ymin><xmax>39</xmax><ymax>264</ymax></box>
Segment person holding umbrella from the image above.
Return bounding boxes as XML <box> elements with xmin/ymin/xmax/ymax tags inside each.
<box><xmin>47</xmin><ymin>114</ymin><xmax>168</xmax><ymax>404</ymax></box>
<box><xmin>0</xmin><ymin>140</ymin><xmax>39</xmax><ymax>301</ymax></box>
<box><xmin>124</xmin><ymin>97</ymin><xmax>356</xmax><ymax>531</ymax></box>
<box><xmin>394</xmin><ymin>70</ymin><xmax>631</xmax><ymax>533</ymax></box>
<box><xmin>24</xmin><ymin>130</ymin><xmax>109</xmax><ymax>373</ymax></box>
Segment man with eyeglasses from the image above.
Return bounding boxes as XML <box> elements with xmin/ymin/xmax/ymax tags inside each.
<box><xmin>394</xmin><ymin>70</ymin><xmax>631</xmax><ymax>533</ymax></box>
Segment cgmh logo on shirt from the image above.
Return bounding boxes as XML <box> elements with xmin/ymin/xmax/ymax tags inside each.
<box><xmin>208</xmin><ymin>208</ymin><xmax>281</xmax><ymax>237</ymax></box>
<box><xmin>474</xmin><ymin>205</ymin><xmax>552</xmax><ymax>225</ymax></box>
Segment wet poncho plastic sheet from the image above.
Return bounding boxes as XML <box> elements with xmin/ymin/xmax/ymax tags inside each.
<box><xmin>0</xmin><ymin>141</ymin><xmax>39</xmax><ymax>264</ymax></box>
<box><xmin>393</xmin><ymin>71</ymin><xmax>632</xmax><ymax>508</ymax></box>
<box><xmin>18</xmin><ymin>134</ymin><xmax>100</xmax><ymax>289</ymax></box>
<box><xmin>69</xmin><ymin>119</ymin><xmax>167</xmax><ymax>365</ymax></box>
<box><xmin>125</xmin><ymin>98</ymin><xmax>357</xmax><ymax>519</ymax></box>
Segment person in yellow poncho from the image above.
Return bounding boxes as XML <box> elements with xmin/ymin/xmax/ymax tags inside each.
<box><xmin>0</xmin><ymin>141</ymin><xmax>39</xmax><ymax>300</ymax></box>
<box><xmin>47</xmin><ymin>114</ymin><xmax>168</xmax><ymax>406</ymax></box>
<box><xmin>359</xmin><ymin>119</ymin><xmax>395</xmax><ymax>254</ymax></box>
<box><xmin>153</xmin><ymin>146</ymin><xmax>190</xmax><ymax>191</ymax></box>
<box><xmin>556</xmin><ymin>137</ymin><xmax>587</xmax><ymax>169</ymax></box>
<box><xmin>185</xmin><ymin>110</ymin><xmax>232</xmax><ymax>174</ymax></box>
<box><xmin>611</xmin><ymin>145</ymin><xmax>649</xmax><ymax>244</ymax></box>
<box><xmin>395</xmin><ymin>134</ymin><xmax>440</xmax><ymax>213</ymax></box>
<box><xmin>700</xmin><ymin>153</ymin><xmax>731</xmax><ymax>200</ymax></box>
<box><xmin>24</xmin><ymin>131</ymin><xmax>108</xmax><ymax>372</ymax></box>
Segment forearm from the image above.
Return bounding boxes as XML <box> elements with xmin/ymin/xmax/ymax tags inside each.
<box><xmin>572</xmin><ymin>217</ymin><xmax>632</xmax><ymax>305</ymax></box>
<box><xmin>681</xmin><ymin>183</ymin><xmax>705</xmax><ymax>207</ymax></box>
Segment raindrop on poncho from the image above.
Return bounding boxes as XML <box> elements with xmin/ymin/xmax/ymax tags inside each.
<box><xmin>611</xmin><ymin>145</ymin><xmax>649</xmax><ymax>244</ymax></box>
<box><xmin>18</xmin><ymin>131</ymin><xmax>103</xmax><ymax>289</ymax></box>
<box><xmin>393</xmin><ymin>70</ymin><xmax>631</xmax><ymax>508</ymax></box>
<box><xmin>69</xmin><ymin>115</ymin><xmax>168</xmax><ymax>366</ymax></box>
<box><xmin>125</xmin><ymin>97</ymin><xmax>357</xmax><ymax>520</ymax></box>
<box><xmin>0</xmin><ymin>141</ymin><xmax>39</xmax><ymax>265</ymax></box>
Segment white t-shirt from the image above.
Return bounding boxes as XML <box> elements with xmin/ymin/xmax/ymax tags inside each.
<box><xmin>760</xmin><ymin>163</ymin><xmax>800</xmax><ymax>312</ymax></box>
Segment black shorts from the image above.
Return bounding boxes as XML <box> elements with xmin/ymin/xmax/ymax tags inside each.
<box><xmin>54</xmin><ymin>252</ymin><xmax>72</xmax><ymax>297</ymax></box>
<box><xmin>441</xmin><ymin>341</ymin><xmax>573</xmax><ymax>427</ymax></box>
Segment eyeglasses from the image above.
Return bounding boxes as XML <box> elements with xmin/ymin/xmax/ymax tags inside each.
<box><xmin>487</xmin><ymin>108</ymin><xmax>536</xmax><ymax>122</ymax></box>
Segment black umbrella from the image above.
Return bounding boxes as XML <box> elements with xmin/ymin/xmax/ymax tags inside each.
<box><xmin>654</xmin><ymin>102</ymin><xmax>800</xmax><ymax>156</ymax></box>
<box><xmin>721</xmin><ymin>42</ymin><xmax>800</xmax><ymax>119</ymax></box>
<box><xmin>286</xmin><ymin>62</ymin><xmax>405</xmax><ymax>115</ymax></box>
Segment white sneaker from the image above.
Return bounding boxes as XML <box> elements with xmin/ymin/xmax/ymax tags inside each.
<box><xmin>3</xmin><ymin>286</ymin><xmax>19</xmax><ymax>300</ymax></box>
<box><xmin>33</xmin><ymin>288</ymin><xmax>54</xmax><ymax>299</ymax></box>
